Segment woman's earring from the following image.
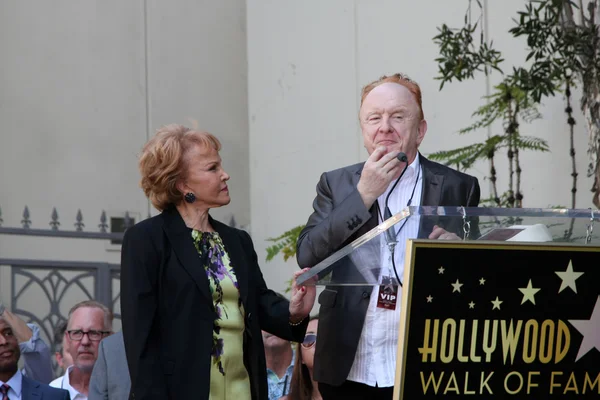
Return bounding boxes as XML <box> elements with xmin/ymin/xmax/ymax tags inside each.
<box><xmin>184</xmin><ymin>192</ymin><xmax>196</xmax><ymax>204</ymax></box>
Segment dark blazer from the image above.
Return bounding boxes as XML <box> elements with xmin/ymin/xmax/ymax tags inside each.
<box><xmin>296</xmin><ymin>155</ymin><xmax>480</xmax><ymax>386</ymax></box>
<box><xmin>89</xmin><ymin>331</ymin><xmax>130</xmax><ymax>400</ymax></box>
<box><xmin>120</xmin><ymin>207</ymin><xmax>308</xmax><ymax>400</ymax></box>
<box><xmin>22</xmin><ymin>375</ymin><xmax>70</xmax><ymax>400</ymax></box>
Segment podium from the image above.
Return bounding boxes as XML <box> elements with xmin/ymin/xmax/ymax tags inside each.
<box><xmin>297</xmin><ymin>207</ymin><xmax>600</xmax><ymax>399</ymax></box>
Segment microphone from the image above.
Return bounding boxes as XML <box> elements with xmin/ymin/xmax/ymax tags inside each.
<box><xmin>383</xmin><ymin>152</ymin><xmax>409</xmax><ymax>222</ymax></box>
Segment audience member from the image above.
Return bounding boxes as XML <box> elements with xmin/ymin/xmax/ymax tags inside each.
<box><xmin>285</xmin><ymin>316</ymin><xmax>321</xmax><ymax>400</ymax></box>
<box><xmin>0</xmin><ymin>313</ymin><xmax>70</xmax><ymax>399</ymax></box>
<box><xmin>263</xmin><ymin>330</ymin><xmax>295</xmax><ymax>400</ymax></box>
<box><xmin>50</xmin><ymin>300</ymin><xmax>113</xmax><ymax>399</ymax></box>
<box><xmin>88</xmin><ymin>331</ymin><xmax>130</xmax><ymax>400</ymax></box>
<box><xmin>0</xmin><ymin>300</ymin><xmax>54</xmax><ymax>383</ymax></box>
<box><xmin>54</xmin><ymin>321</ymin><xmax>74</xmax><ymax>374</ymax></box>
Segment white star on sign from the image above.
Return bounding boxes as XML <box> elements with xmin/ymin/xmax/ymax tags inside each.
<box><xmin>468</xmin><ymin>301</ymin><xmax>475</xmax><ymax>309</ymax></box>
<box><xmin>569</xmin><ymin>296</ymin><xmax>600</xmax><ymax>362</ymax></box>
<box><xmin>555</xmin><ymin>259</ymin><xmax>584</xmax><ymax>294</ymax></box>
<box><xmin>479</xmin><ymin>278</ymin><xmax>486</xmax><ymax>285</ymax></box>
<box><xmin>438</xmin><ymin>266</ymin><xmax>445</xmax><ymax>274</ymax></box>
<box><xmin>491</xmin><ymin>297</ymin><xmax>503</xmax><ymax>310</ymax></box>
<box><xmin>426</xmin><ymin>295</ymin><xmax>433</xmax><ymax>303</ymax></box>
<box><xmin>519</xmin><ymin>279</ymin><xmax>541</xmax><ymax>305</ymax></box>
<box><xmin>451</xmin><ymin>279</ymin><xmax>463</xmax><ymax>293</ymax></box>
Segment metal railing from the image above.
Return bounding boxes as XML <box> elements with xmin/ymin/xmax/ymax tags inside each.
<box><xmin>0</xmin><ymin>205</ymin><xmax>127</xmax><ymax>369</ymax></box>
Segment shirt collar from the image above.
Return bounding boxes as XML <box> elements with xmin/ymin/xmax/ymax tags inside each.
<box><xmin>0</xmin><ymin>369</ymin><xmax>23</xmax><ymax>397</ymax></box>
<box><xmin>404</xmin><ymin>152</ymin><xmax>421</xmax><ymax>179</ymax></box>
<box><xmin>382</xmin><ymin>152</ymin><xmax>422</xmax><ymax>198</ymax></box>
<box><xmin>266</xmin><ymin>346</ymin><xmax>296</xmax><ymax>378</ymax></box>
<box><xmin>62</xmin><ymin>366</ymin><xmax>85</xmax><ymax>399</ymax></box>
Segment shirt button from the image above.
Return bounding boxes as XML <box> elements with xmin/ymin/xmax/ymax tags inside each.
<box><xmin>362</xmin><ymin>291</ymin><xmax>369</xmax><ymax>299</ymax></box>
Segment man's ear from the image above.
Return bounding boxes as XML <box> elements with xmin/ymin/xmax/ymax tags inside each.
<box><xmin>416</xmin><ymin>119</ymin><xmax>428</xmax><ymax>146</ymax></box>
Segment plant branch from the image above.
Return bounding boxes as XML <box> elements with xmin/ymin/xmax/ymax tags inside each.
<box><xmin>565</xmin><ymin>80</ymin><xmax>579</xmax><ymax>208</ymax></box>
<box><xmin>506</xmin><ymin>97</ymin><xmax>516</xmax><ymax>207</ymax></box>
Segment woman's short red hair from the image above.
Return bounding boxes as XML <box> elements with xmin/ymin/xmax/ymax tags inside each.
<box><xmin>139</xmin><ymin>124</ymin><xmax>221</xmax><ymax>211</ymax></box>
<box><xmin>360</xmin><ymin>73</ymin><xmax>424</xmax><ymax>120</ymax></box>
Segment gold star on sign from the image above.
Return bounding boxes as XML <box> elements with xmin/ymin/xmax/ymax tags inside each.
<box><xmin>519</xmin><ymin>279</ymin><xmax>541</xmax><ymax>305</ymax></box>
<box><xmin>451</xmin><ymin>279</ymin><xmax>463</xmax><ymax>293</ymax></box>
<box><xmin>468</xmin><ymin>301</ymin><xmax>475</xmax><ymax>309</ymax></box>
<box><xmin>491</xmin><ymin>296</ymin><xmax>502</xmax><ymax>310</ymax></box>
<box><xmin>555</xmin><ymin>259</ymin><xmax>584</xmax><ymax>294</ymax></box>
<box><xmin>438</xmin><ymin>266</ymin><xmax>445</xmax><ymax>274</ymax></box>
<box><xmin>479</xmin><ymin>278</ymin><xmax>486</xmax><ymax>285</ymax></box>
<box><xmin>426</xmin><ymin>295</ymin><xmax>433</xmax><ymax>303</ymax></box>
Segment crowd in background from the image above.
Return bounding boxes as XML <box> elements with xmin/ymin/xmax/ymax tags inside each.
<box><xmin>0</xmin><ymin>299</ymin><xmax>317</xmax><ymax>400</ymax></box>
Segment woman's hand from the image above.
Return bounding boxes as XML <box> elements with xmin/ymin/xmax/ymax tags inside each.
<box><xmin>289</xmin><ymin>268</ymin><xmax>317</xmax><ymax>323</ymax></box>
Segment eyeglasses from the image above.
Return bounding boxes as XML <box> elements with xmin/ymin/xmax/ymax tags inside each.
<box><xmin>66</xmin><ymin>330</ymin><xmax>110</xmax><ymax>341</ymax></box>
<box><xmin>301</xmin><ymin>334</ymin><xmax>317</xmax><ymax>348</ymax></box>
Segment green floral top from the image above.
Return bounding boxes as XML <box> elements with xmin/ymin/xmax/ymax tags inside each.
<box><xmin>191</xmin><ymin>229</ymin><xmax>242</xmax><ymax>376</ymax></box>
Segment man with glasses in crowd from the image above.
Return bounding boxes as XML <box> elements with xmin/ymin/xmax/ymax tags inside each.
<box><xmin>50</xmin><ymin>300</ymin><xmax>113</xmax><ymax>400</ymax></box>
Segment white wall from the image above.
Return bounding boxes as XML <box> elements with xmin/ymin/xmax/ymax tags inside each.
<box><xmin>247</xmin><ymin>0</ymin><xmax>595</xmax><ymax>294</ymax></box>
<box><xmin>0</xmin><ymin>0</ymin><xmax>249</xmax><ymax>328</ymax></box>
<box><xmin>0</xmin><ymin>0</ymin><xmax>594</xmax><ymax>303</ymax></box>
<box><xmin>0</xmin><ymin>0</ymin><xmax>249</xmax><ymax>264</ymax></box>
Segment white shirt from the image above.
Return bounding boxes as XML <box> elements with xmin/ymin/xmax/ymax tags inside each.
<box><xmin>347</xmin><ymin>155</ymin><xmax>423</xmax><ymax>387</ymax></box>
<box><xmin>49</xmin><ymin>366</ymin><xmax>87</xmax><ymax>400</ymax></box>
<box><xmin>0</xmin><ymin>370</ymin><xmax>23</xmax><ymax>400</ymax></box>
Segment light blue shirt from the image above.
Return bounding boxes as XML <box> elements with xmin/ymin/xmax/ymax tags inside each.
<box><xmin>266</xmin><ymin>347</ymin><xmax>295</xmax><ymax>400</ymax></box>
<box><xmin>0</xmin><ymin>369</ymin><xmax>23</xmax><ymax>400</ymax></box>
<box><xmin>20</xmin><ymin>323</ymin><xmax>54</xmax><ymax>384</ymax></box>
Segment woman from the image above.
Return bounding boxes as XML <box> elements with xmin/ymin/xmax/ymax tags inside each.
<box><xmin>120</xmin><ymin>124</ymin><xmax>316</xmax><ymax>400</ymax></box>
<box><xmin>285</xmin><ymin>316</ymin><xmax>321</xmax><ymax>400</ymax></box>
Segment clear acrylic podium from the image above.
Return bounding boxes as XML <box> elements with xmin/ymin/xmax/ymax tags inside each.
<box><xmin>296</xmin><ymin>206</ymin><xmax>600</xmax><ymax>287</ymax></box>
<box><xmin>297</xmin><ymin>207</ymin><xmax>600</xmax><ymax>399</ymax></box>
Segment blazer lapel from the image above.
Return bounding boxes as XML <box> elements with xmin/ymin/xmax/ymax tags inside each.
<box><xmin>420</xmin><ymin>155</ymin><xmax>445</xmax><ymax>206</ymax></box>
<box><xmin>211</xmin><ymin>217</ymin><xmax>249</xmax><ymax>306</ymax></box>
<box><xmin>162</xmin><ymin>207</ymin><xmax>213</xmax><ymax>304</ymax></box>
<box><xmin>418</xmin><ymin>155</ymin><xmax>445</xmax><ymax>238</ymax></box>
<box><xmin>21</xmin><ymin>376</ymin><xmax>41</xmax><ymax>398</ymax></box>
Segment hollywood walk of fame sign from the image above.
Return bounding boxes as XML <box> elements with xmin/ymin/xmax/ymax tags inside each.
<box><xmin>394</xmin><ymin>241</ymin><xmax>600</xmax><ymax>399</ymax></box>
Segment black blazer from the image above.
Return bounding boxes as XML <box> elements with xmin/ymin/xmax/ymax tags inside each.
<box><xmin>296</xmin><ymin>155</ymin><xmax>480</xmax><ymax>386</ymax></box>
<box><xmin>120</xmin><ymin>207</ymin><xmax>308</xmax><ymax>400</ymax></box>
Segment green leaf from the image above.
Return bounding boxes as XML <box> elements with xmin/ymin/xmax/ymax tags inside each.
<box><xmin>265</xmin><ymin>225</ymin><xmax>306</xmax><ymax>262</ymax></box>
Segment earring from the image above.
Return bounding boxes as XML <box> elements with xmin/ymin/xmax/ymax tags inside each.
<box><xmin>184</xmin><ymin>192</ymin><xmax>196</xmax><ymax>204</ymax></box>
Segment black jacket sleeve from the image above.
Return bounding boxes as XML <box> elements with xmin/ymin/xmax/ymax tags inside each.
<box><xmin>120</xmin><ymin>225</ymin><xmax>167</xmax><ymax>399</ymax></box>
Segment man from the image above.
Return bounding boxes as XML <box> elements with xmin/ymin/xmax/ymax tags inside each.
<box><xmin>54</xmin><ymin>321</ymin><xmax>74</xmax><ymax>375</ymax></box>
<box><xmin>262</xmin><ymin>330</ymin><xmax>295</xmax><ymax>400</ymax></box>
<box><xmin>0</xmin><ymin>300</ymin><xmax>54</xmax><ymax>384</ymax></box>
<box><xmin>296</xmin><ymin>73</ymin><xmax>480</xmax><ymax>399</ymax></box>
<box><xmin>88</xmin><ymin>331</ymin><xmax>130</xmax><ymax>400</ymax></box>
<box><xmin>50</xmin><ymin>300</ymin><xmax>114</xmax><ymax>400</ymax></box>
<box><xmin>0</xmin><ymin>314</ymin><xmax>70</xmax><ymax>399</ymax></box>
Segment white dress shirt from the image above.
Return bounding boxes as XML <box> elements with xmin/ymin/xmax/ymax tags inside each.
<box><xmin>0</xmin><ymin>370</ymin><xmax>23</xmax><ymax>400</ymax></box>
<box><xmin>49</xmin><ymin>365</ymin><xmax>87</xmax><ymax>399</ymax></box>
<box><xmin>347</xmin><ymin>155</ymin><xmax>423</xmax><ymax>387</ymax></box>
